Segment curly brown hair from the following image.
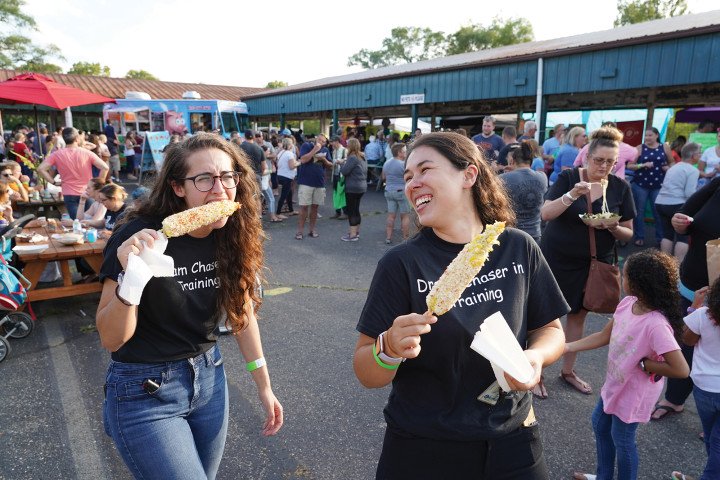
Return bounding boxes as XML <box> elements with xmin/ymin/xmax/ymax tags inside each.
<box><xmin>624</xmin><ymin>250</ymin><xmax>683</xmax><ymax>338</ymax></box>
<box><xmin>707</xmin><ymin>277</ymin><xmax>720</xmax><ymax>327</ymax></box>
<box><xmin>122</xmin><ymin>133</ymin><xmax>264</xmax><ymax>333</ymax></box>
<box><xmin>406</xmin><ymin>132</ymin><xmax>515</xmax><ymax>228</ymax></box>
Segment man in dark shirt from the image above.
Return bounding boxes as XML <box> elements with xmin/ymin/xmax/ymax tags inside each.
<box><xmin>239</xmin><ymin>130</ymin><xmax>265</xmax><ymax>179</ymax></box>
<box><xmin>471</xmin><ymin>115</ymin><xmax>505</xmax><ymax>162</ymax></box>
<box><xmin>104</xmin><ymin>120</ymin><xmax>121</xmax><ymax>180</ymax></box>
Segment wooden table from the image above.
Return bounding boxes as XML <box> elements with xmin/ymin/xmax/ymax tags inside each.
<box><xmin>13</xmin><ymin>226</ymin><xmax>106</xmax><ymax>303</ymax></box>
<box><xmin>15</xmin><ymin>194</ymin><xmax>67</xmax><ymax>219</ymax></box>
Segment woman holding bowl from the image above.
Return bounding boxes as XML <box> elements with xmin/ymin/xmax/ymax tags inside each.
<box><xmin>541</xmin><ymin>126</ymin><xmax>636</xmax><ymax>396</ymax></box>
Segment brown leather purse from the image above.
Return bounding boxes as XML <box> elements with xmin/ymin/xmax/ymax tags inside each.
<box><xmin>581</xmin><ymin>171</ymin><xmax>621</xmax><ymax>313</ymax></box>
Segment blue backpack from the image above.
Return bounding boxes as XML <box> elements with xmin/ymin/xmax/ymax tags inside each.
<box><xmin>0</xmin><ymin>254</ymin><xmax>29</xmax><ymax>310</ymax></box>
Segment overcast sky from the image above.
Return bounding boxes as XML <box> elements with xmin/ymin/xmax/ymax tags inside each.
<box><xmin>24</xmin><ymin>0</ymin><xmax>718</xmax><ymax>89</ymax></box>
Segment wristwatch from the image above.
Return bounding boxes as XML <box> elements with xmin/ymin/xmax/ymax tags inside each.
<box><xmin>115</xmin><ymin>271</ymin><xmax>132</xmax><ymax>306</ymax></box>
<box><xmin>376</xmin><ymin>331</ymin><xmax>404</xmax><ymax>365</ymax></box>
<box><xmin>639</xmin><ymin>358</ymin><xmax>648</xmax><ymax>372</ymax></box>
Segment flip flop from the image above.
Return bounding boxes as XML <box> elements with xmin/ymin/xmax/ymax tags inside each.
<box><xmin>560</xmin><ymin>370</ymin><xmax>592</xmax><ymax>395</ymax></box>
<box><xmin>651</xmin><ymin>404</ymin><xmax>682</xmax><ymax>421</ymax></box>
<box><xmin>531</xmin><ymin>375</ymin><xmax>548</xmax><ymax>399</ymax></box>
<box><xmin>294</xmin><ymin>233</ymin><xmax>303</xmax><ymax>240</ymax></box>
<box><xmin>572</xmin><ymin>473</ymin><xmax>596</xmax><ymax>480</ymax></box>
<box><xmin>308</xmin><ymin>231</ymin><xmax>319</xmax><ymax>238</ymax></box>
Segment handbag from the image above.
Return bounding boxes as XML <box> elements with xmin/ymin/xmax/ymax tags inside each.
<box><xmin>581</xmin><ymin>169</ymin><xmax>621</xmax><ymax>313</ymax></box>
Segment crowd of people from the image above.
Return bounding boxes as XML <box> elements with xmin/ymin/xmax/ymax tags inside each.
<box><xmin>1</xmin><ymin>116</ymin><xmax>718</xmax><ymax>479</ymax></box>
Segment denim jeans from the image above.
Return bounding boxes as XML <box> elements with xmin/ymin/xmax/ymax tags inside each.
<box><xmin>693</xmin><ymin>386</ymin><xmax>720</xmax><ymax>480</ymax></box>
<box><xmin>103</xmin><ymin>345</ymin><xmax>229</xmax><ymax>480</ymax></box>
<box><xmin>261</xmin><ymin>186</ymin><xmax>276</xmax><ymax>216</ymax></box>
<box><xmin>631</xmin><ymin>183</ymin><xmax>662</xmax><ymax>242</ymax></box>
<box><xmin>592</xmin><ymin>398</ymin><xmax>640</xmax><ymax>480</ymax></box>
<box><xmin>64</xmin><ymin>195</ymin><xmax>81</xmax><ymax>219</ymax></box>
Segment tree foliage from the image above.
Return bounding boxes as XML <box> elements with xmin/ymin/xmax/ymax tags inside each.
<box><xmin>265</xmin><ymin>80</ymin><xmax>288</xmax><ymax>89</ymax></box>
<box><xmin>68</xmin><ymin>61</ymin><xmax>111</xmax><ymax>77</ymax></box>
<box><xmin>614</xmin><ymin>0</ymin><xmax>688</xmax><ymax>27</ymax></box>
<box><xmin>0</xmin><ymin>0</ymin><xmax>64</xmax><ymax>70</ymax></box>
<box><xmin>348</xmin><ymin>18</ymin><xmax>534</xmax><ymax>69</ymax></box>
<box><xmin>125</xmin><ymin>69</ymin><xmax>158</xmax><ymax>81</ymax></box>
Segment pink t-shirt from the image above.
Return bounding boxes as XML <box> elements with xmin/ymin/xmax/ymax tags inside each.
<box><xmin>573</xmin><ymin>142</ymin><xmax>639</xmax><ymax>180</ymax></box>
<box><xmin>46</xmin><ymin>147</ymin><xmax>102</xmax><ymax>196</ymax></box>
<box><xmin>601</xmin><ymin>296</ymin><xmax>680</xmax><ymax>424</ymax></box>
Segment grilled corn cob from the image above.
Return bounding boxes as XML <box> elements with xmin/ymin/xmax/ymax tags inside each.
<box><xmin>426</xmin><ymin>221</ymin><xmax>505</xmax><ymax>315</ymax></box>
<box><xmin>162</xmin><ymin>200</ymin><xmax>241</xmax><ymax>237</ymax></box>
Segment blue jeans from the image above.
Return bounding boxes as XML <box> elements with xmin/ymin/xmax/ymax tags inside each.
<box><xmin>592</xmin><ymin>398</ymin><xmax>640</xmax><ymax>480</ymax></box>
<box><xmin>64</xmin><ymin>195</ymin><xmax>81</xmax><ymax>219</ymax></box>
<box><xmin>261</xmin><ymin>186</ymin><xmax>276</xmax><ymax>216</ymax></box>
<box><xmin>631</xmin><ymin>183</ymin><xmax>662</xmax><ymax>242</ymax></box>
<box><xmin>103</xmin><ymin>345</ymin><xmax>229</xmax><ymax>479</ymax></box>
<box><xmin>693</xmin><ymin>386</ymin><xmax>720</xmax><ymax>480</ymax></box>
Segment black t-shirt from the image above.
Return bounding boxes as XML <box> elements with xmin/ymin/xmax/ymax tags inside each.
<box><xmin>679</xmin><ymin>177</ymin><xmax>720</xmax><ymax>290</ymax></box>
<box><xmin>497</xmin><ymin>141</ymin><xmax>519</xmax><ymax>166</ymax></box>
<box><xmin>542</xmin><ymin>168</ymin><xmax>636</xmax><ymax>261</ymax></box>
<box><xmin>240</xmin><ymin>142</ymin><xmax>265</xmax><ymax>176</ymax></box>
<box><xmin>100</xmin><ymin>217</ymin><xmax>220</xmax><ymax>363</ymax></box>
<box><xmin>357</xmin><ymin>228</ymin><xmax>569</xmax><ymax>441</ymax></box>
<box><xmin>104</xmin><ymin>204</ymin><xmax>126</xmax><ymax>231</ymax></box>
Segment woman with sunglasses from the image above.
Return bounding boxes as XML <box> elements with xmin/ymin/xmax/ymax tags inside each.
<box><xmin>96</xmin><ymin>134</ymin><xmax>283</xmax><ymax>479</ymax></box>
<box><xmin>541</xmin><ymin>126</ymin><xmax>636</xmax><ymax>396</ymax></box>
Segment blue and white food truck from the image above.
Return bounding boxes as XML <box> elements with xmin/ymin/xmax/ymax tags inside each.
<box><xmin>103</xmin><ymin>91</ymin><xmax>249</xmax><ymax>138</ymax></box>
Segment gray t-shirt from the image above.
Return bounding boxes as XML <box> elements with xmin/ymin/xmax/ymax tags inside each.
<box><xmin>340</xmin><ymin>154</ymin><xmax>368</xmax><ymax>194</ymax></box>
<box><xmin>382</xmin><ymin>158</ymin><xmax>405</xmax><ymax>191</ymax></box>
<box><xmin>656</xmin><ymin>162</ymin><xmax>700</xmax><ymax>205</ymax></box>
<box><xmin>500</xmin><ymin>168</ymin><xmax>548</xmax><ymax>240</ymax></box>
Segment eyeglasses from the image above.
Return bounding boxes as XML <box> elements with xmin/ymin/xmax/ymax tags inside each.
<box><xmin>180</xmin><ymin>172</ymin><xmax>240</xmax><ymax>192</ymax></box>
<box><xmin>591</xmin><ymin>157</ymin><xmax>617</xmax><ymax>167</ymax></box>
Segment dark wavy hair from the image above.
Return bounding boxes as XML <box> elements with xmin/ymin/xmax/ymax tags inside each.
<box><xmin>707</xmin><ymin>277</ymin><xmax>720</xmax><ymax>327</ymax></box>
<box><xmin>121</xmin><ymin>133</ymin><xmax>264</xmax><ymax>333</ymax></box>
<box><xmin>406</xmin><ymin>132</ymin><xmax>515</xmax><ymax>228</ymax></box>
<box><xmin>624</xmin><ymin>250</ymin><xmax>683</xmax><ymax>338</ymax></box>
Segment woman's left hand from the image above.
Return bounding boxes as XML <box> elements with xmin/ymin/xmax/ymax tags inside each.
<box><xmin>504</xmin><ymin>349</ymin><xmax>544</xmax><ymax>392</ymax></box>
<box><xmin>257</xmin><ymin>387</ymin><xmax>284</xmax><ymax>436</ymax></box>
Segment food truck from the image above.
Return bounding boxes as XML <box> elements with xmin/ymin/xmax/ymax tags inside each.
<box><xmin>102</xmin><ymin>91</ymin><xmax>250</xmax><ymax>138</ymax></box>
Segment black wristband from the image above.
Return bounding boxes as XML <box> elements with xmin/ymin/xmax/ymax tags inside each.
<box><xmin>115</xmin><ymin>284</ymin><xmax>133</xmax><ymax>306</ymax></box>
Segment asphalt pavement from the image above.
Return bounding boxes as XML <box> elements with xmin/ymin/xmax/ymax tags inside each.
<box><xmin>0</xmin><ymin>187</ymin><xmax>708</xmax><ymax>479</ymax></box>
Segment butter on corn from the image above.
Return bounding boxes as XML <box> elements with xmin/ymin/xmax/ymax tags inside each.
<box><xmin>426</xmin><ymin>221</ymin><xmax>505</xmax><ymax>316</ymax></box>
<box><xmin>161</xmin><ymin>200</ymin><xmax>241</xmax><ymax>237</ymax></box>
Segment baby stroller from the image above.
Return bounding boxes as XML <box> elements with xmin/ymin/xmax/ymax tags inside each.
<box><xmin>0</xmin><ymin>215</ymin><xmax>35</xmax><ymax>362</ymax></box>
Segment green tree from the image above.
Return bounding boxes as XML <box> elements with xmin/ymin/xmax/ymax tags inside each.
<box><xmin>348</xmin><ymin>18</ymin><xmax>534</xmax><ymax>69</ymax></box>
<box><xmin>125</xmin><ymin>69</ymin><xmax>158</xmax><ymax>80</ymax></box>
<box><xmin>446</xmin><ymin>17</ymin><xmax>534</xmax><ymax>55</ymax></box>
<box><xmin>0</xmin><ymin>0</ymin><xmax>64</xmax><ymax>70</ymax></box>
<box><xmin>265</xmin><ymin>80</ymin><xmax>288</xmax><ymax>89</ymax></box>
<box><xmin>67</xmin><ymin>61</ymin><xmax>111</xmax><ymax>76</ymax></box>
<box><xmin>348</xmin><ymin>27</ymin><xmax>447</xmax><ymax>69</ymax></box>
<box><xmin>614</xmin><ymin>0</ymin><xmax>688</xmax><ymax>26</ymax></box>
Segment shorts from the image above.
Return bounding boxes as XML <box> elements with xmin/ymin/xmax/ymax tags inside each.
<box><xmin>298</xmin><ymin>185</ymin><xmax>326</xmax><ymax>206</ymax></box>
<box><xmin>109</xmin><ymin>155</ymin><xmax>120</xmax><ymax>172</ymax></box>
<box><xmin>125</xmin><ymin>155</ymin><xmax>136</xmax><ymax>170</ymax></box>
<box><xmin>384</xmin><ymin>189</ymin><xmax>411</xmax><ymax>214</ymax></box>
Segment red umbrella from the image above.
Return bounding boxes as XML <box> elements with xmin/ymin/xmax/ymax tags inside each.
<box><xmin>0</xmin><ymin>73</ymin><xmax>115</xmax><ymax>109</ymax></box>
<box><xmin>0</xmin><ymin>73</ymin><xmax>116</xmax><ymax>156</ymax></box>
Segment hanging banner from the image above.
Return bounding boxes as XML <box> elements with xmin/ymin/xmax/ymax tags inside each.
<box><xmin>143</xmin><ymin>131</ymin><xmax>170</xmax><ymax>170</ymax></box>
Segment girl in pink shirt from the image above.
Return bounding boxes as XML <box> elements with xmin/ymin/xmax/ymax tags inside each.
<box><xmin>567</xmin><ymin>250</ymin><xmax>690</xmax><ymax>480</ymax></box>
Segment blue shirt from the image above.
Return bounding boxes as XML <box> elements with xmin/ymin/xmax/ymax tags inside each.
<box><xmin>542</xmin><ymin>137</ymin><xmax>561</xmax><ymax>157</ymax></box>
<box><xmin>471</xmin><ymin>134</ymin><xmax>504</xmax><ymax>161</ymax></box>
<box><xmin>364</xmin><ymin>141</ymin><xmax>384</xmax><ymax>164</ymax></box>
<box><xmin>104</xmin><ymin>124</ymin><xmax>118</xmax><ymax>155</ymax></box>
<box><xmin>297</xmin><ymin>142</ymin><xmax>329</xmax><ymax>188</ymax></box>
<box><xmin>550</xmin><ymin>145</ymin><xmax>579</xmax><ymax>183</ymax></box>
<box><xmin>531</xmin><ymin>157</ymin><xmax>545</xmax><ymax>172</ymax></box>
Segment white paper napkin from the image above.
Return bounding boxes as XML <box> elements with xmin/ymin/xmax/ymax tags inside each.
<box><xmin>470</xmin><ymin>312</ymin><xmax>534</xmax><ymax>392</ymax></box>
<box><xmin>118</xmin><ymin>232</ymin><xmax>175</xmax><ymax>305</ymax></box>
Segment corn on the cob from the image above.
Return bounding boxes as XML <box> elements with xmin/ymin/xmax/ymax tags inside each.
<box><xmin>426</xmin><ymin>221</ymin><xmax>505</xmax><ymax>315</ymax></box>
<box><xmin>161</xmin><ymin>200</ymin><xmax>241</xmax><ymax>237</ymax></box>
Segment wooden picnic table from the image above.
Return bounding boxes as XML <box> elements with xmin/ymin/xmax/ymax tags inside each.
<box><xmin>13</xmin><ymin>226</ymin><xmax>106</xmax><ymax>303</ymax></box>
<box><xmin>15</xmin><ymin>193</ymin><xmax>67</xmax><ymax>219</ymax></box>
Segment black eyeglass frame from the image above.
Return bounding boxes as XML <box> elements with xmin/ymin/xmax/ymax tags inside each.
<box><xmin>179</xmin><ymin>171</ymin><xmax>240</xmax><ymax>192</ymax></box>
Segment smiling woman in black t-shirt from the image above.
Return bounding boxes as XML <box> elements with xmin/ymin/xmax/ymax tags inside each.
<box><xmin>354</xmin><ymin>132</ymin><xmax>569</xmax><ymax>479</ymax></box>
<box><xmin>96</xmin><ymin>133</ymin><xmax>283</xmax><ymax>479</ymax></box>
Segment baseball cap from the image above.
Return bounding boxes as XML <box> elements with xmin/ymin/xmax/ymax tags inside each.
<box><xmin>280</xmin><ymin>128</ymin><xmax>291</xmax><ymax>136</ymax></box>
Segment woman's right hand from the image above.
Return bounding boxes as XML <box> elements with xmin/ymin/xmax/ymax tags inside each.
<box><xmin>671</xmin><ymin>213</ymin><xmax>693</xmax><ymax>234</ymax></box>
<box><xmin>117</xmin><ymin>229</ymin><xmax>160</xmax><ymax>270</ymax></box>
<box><xmin>384</xmin><ymin>313</ymin><xmax>437</xmax><ymax>359</ymax></box>
<box><xmin>570</xmin><ymin>181</ymin><xmax>591</xmax><ymax>199</ymax></box>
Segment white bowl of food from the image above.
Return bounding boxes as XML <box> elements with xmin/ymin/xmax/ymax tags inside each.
<box><xmin>579</xmin><ymin>213</ymin><xmax>621</xmax><ymax>227</ymax></box>
<box><xmin>55</xmin><ymin>233</ymin><xmax>85</xmax><ymax>245</ymax></box>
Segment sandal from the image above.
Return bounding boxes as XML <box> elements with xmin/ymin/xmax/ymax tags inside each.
<box><xmin>671</xmin><ymin>471</ymin><xmax>694</xmax><ymax>480</ymax></box>
<box><xmin>560</xmin><ymin>370</ymin><xmax>592</xmax><ymax>395</ymax></box>
<box><xmin>308</xmin><ymin>231</ymin><xmax>319</xmax><ymax>238</ymax></box>
<box><xmin>270</xmin><ymin>218</ymin><xmax>283</xmax><ymax>223</ymax></box>
<box><xmin>294</xmin><ymin>233</ymin><xmax>303</xmax><ymax>240</ymax></box>
<box><xmin>531</xmin><ymin>375</ymin><xmax>548</xmax><ymax>399</ymax></box>
<box><xmin>651</xmin><ymin>404</ymin><xmax>683</xmax><ymax>420</ymax></box>
<box><xmin>572</xmin><ymin>473</ymin><xmax>596</xmax><ymax>480</ymax></box>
